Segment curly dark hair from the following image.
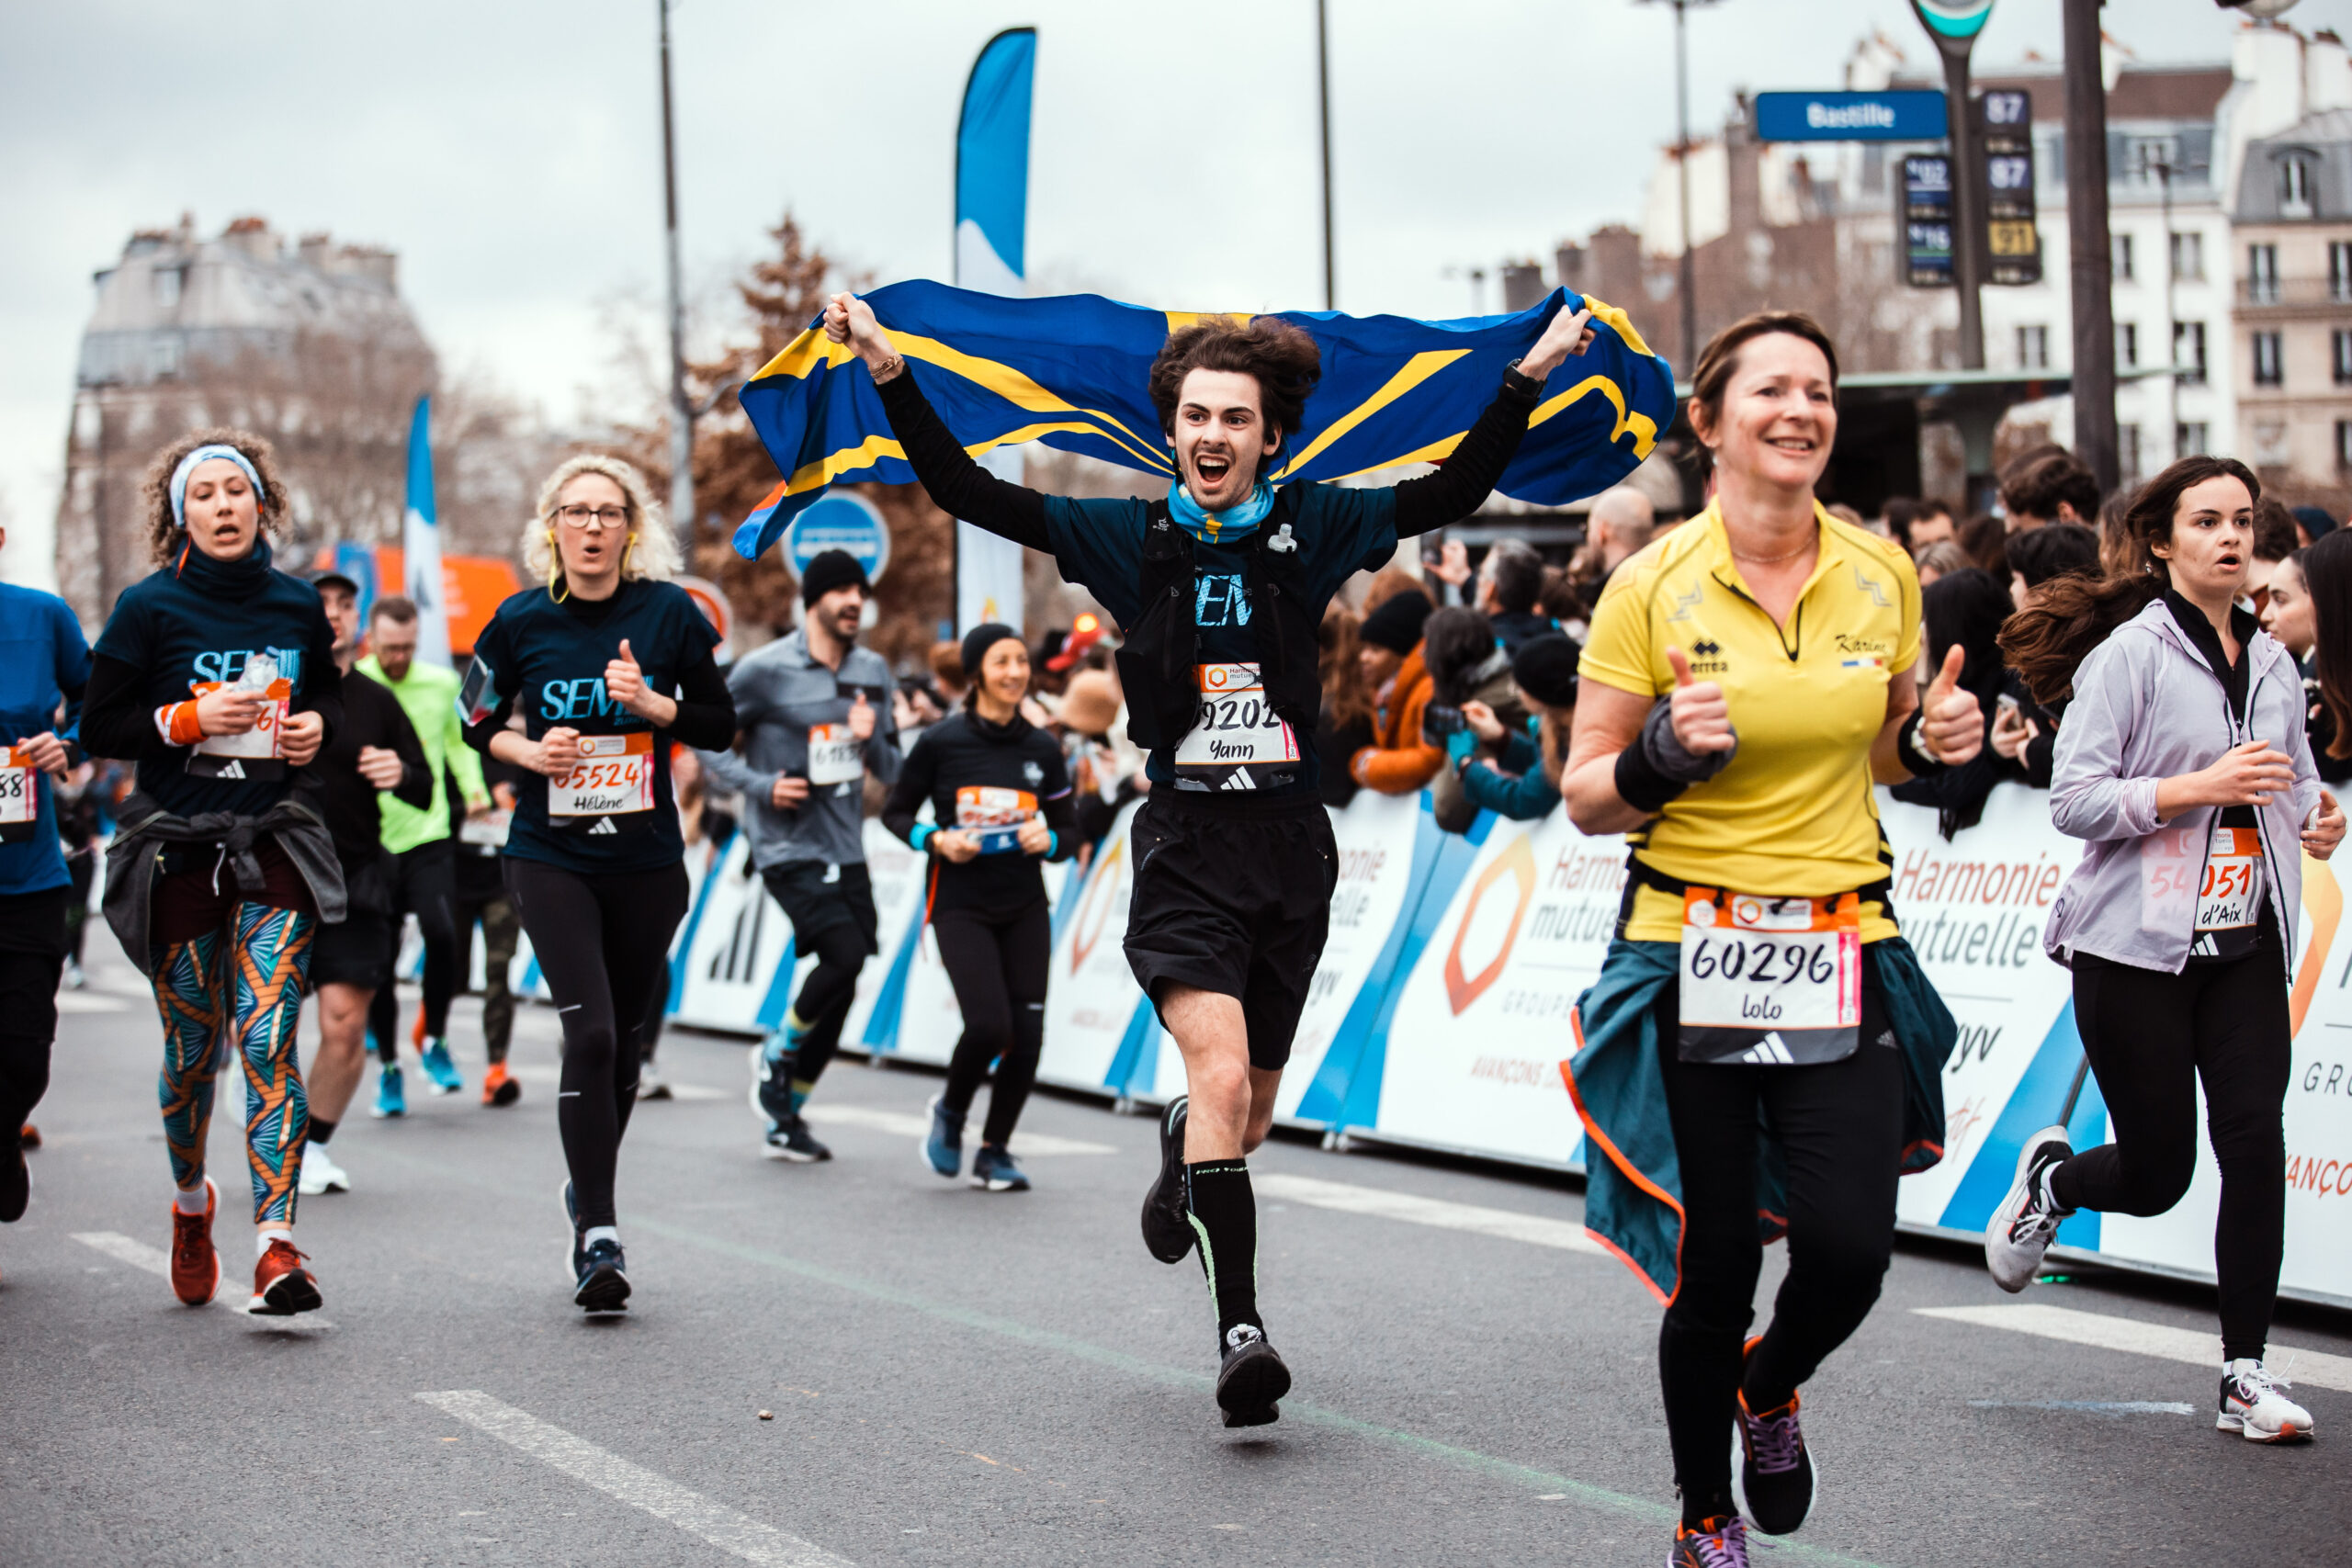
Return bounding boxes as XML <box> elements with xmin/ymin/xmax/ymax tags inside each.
<box><xmin>1147</xmin><ymin>317</ymin><xmax>1321</xmax><ymax>474</ymax></box>
<box><xmin>139</xmin><ymin>427</ymin><xmax>291</xmax><ymax>564</ymax></box>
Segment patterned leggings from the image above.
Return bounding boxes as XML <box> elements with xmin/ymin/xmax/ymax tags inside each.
<box><xmin>153</xmin><ymin>905</ymin><xmax>316</xmax><ymax>1226</ymax></box>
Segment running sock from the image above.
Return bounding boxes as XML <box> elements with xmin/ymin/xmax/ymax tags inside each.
<box><xmin>1184</xmin><ymin>1160</ymin><xmax>1261</xmax><ymax>1338</ymax></box>
<box><xmin>582</xmin><ymin>1224</ymin><xmax>619</xmax><ymax>1249</ymax></box>
<box><xmin>175</xmin><ymin>1184</ymin><xmax>209</xmax><ymax>1215</ymax></box>
<box><xmin>255</xmin><ymin>1226</ymin><xmax>292</xmax><ymax>1257</ymax></box>
<box><xmin>308</xmin><ymin>1117</ymin><xmax>336</xmax><ymax>1146</ymax></box>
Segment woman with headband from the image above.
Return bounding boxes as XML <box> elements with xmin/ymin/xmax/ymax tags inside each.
<box><xmin>81</xmin><ymin>429</ymin><xmax>345</xmax><ymax>1317</ymax></box>
<box><xmin>460</xmin><ymin>455</ymin><xmax>732</xmax><ymax>1314</ymax></box>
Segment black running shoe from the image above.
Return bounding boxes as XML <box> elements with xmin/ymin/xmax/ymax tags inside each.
<box><xmin>1736</xmin><ymin>1386</ymin><xmax>1815</xmax><ymax>1534</ymax></box>
<box><xmin>1216</xmin><ymin>1324</ymin><xmax>1290</xmax><ymax>1427</ymax></box>
<box><xmin>0</xmin><ymin>1132</ymin><xmax>27</xmax><ymax>1224</ymax></box>
<box><xmin>763</xmin><ymin>1113</ymin><xmax>832</xmax><ymax>1163</ymax></box>
<box><xmin>1141</xmin><ymin>1096</ymin><xmax>1193</xmax><ymax>1263</ymax></box>
<box><xmin>573</xmin><ymin>1236</ymin><xmax>631</xmax><ymax>1314</ymax></box>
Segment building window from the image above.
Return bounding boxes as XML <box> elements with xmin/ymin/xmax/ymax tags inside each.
<box><xmin>2249</xmin><ymin>243</ymin><xmax>2279</xmax><ymax>304</ymax></box>
<box><xmin>152</xmin><ymin>266</ymin><xmax>182</xmax><ymax>309</ymax></box>
<box><xmin>2132</xmin><ymin>137</ymin><xmax>2177</xmax><ymax>183</ymax></box>
<box><xmin>2336</xmin><ymin>329</ymin><xmax>2352</xmax><ymax>386</ymax></box>
<box><xmin>2112</xmin><ymin>232</ymin><xmax>2134</xmax><ymax>281</ymax></box>
<box><xmin>2339</xmin><ymin>421</ymin><xmax>2352</xmax><ymax>469</ymax></box>
<box><xmin>2333</xmin><ymin>242</ymin><xmax>2352</xmax><ymax>302</ymax></box>
<box><xmin>2281</xmin><ymin>155</ymin><xmax>2314</xmax><ymax>218</ymax></box>
<box><xmin>2119</xmin><ymin>321</ymin><xmax>2139</xmax><ymax>368</ymax></box>
<box><xmin>2177</xmin><ymin>422</ymin><xmax>2211</xmax><ymax>458</ymax></box>
<box><xmin>2017</xmin><ymin>324</ymin><xmax>2050</xmax><ymax>370</ymax></box>
<box><xmin>2120</xmin><ymin>423</ymin><xmax>2143</xmax><ymax>483</ymax></box>
<box><xmin>2253</xmin><ymin>331</ymin><xmax>2284</xmax><ymax>386</ymax></box>
<box><xmin>148</xmin><ymin>336</ymin><xmax>182</xmax><ymax>379</ymax></box>
<box><xmin>2174</xmin><ymin>321</ymin><xmax>2208</xmax><ymax>383</ymax></box>
<box><xmin>2171</xmin><ymin>231</ymin><xmax>2204</xmax><ymax>282</ymax></box>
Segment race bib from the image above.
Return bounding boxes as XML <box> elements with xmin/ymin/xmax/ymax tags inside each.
<box><xmin>1174</xmin><ymin>663</ymin><xmax>1298</xmax><ymax>789</ymax></box>
<box><xmin>1678</xmin><ymin>887</ymin><xmax>1862</xmax><ymax>1066</ymax></box>
<box><xmin>0</xmin><ymin>748</ymin><xmax>36</xmax><ymax>842</ymax></box>
<box><xmin>187</xmin><ymin>670</ymin><xmax>291</xmax><ymax>780</ymax></box>
<box><xmin>458</xmin><ymin>808</ymin><xmax>513</xmax><ymax>850</ymax></box>
<box><xmin>808</xmin><ymin>723</ymin><xmax>863</xmax><ymax>787</ymax></box>
<box><xmin>956</xmin><ymin>784</ymin><xmax>1035</xmax><ymax>855</ymax></box>
<box><xmin>548</xmin><ymin>733</ymin><xmax>655</xmax><ymax>819</ymax></box>
<box><xmin>2197</xmin><ymin>825</ymin><xmax>2263</xmax><ymax>932</ymax></box>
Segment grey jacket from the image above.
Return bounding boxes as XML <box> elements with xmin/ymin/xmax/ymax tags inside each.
<box><xmin>2043</xmin><ymin>598</ymin><xmax>2321</xmax><ymax>973</ymax></box>
<box><xmin>698</xmin><ymin>628</ymin><xmax>901</xmax><ymax>870</ymax></box>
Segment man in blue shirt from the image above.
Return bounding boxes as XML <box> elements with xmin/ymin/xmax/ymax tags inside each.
<box><xmin>0</xmin><ymin>539</ymin><xmax>95</xmax><ymax>1225</ymax></box>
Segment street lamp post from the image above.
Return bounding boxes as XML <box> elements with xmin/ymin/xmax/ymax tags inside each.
<box><xmin>2062</xmin><ymin>0</ymin><xmax>2119</xmax><ymax>492</ymax></box>
<box><xmin>1638</xmin><ymin>0</ymin><xmax>1720</xmax><ymax>374</ymax></box>
<box><xmin>1317</xmin><ymin>0</ymin><xmax>1336</xmax><ymax>311</ymax></box>
<box><xmin>1909</xmin><ymin>2</ymin><xmax>1996</xmax><ymax>369</ymax></box>
<box><xmin>659</xmin><ymin>0</ymin><xmax>695</xmax><ymax>536</ymax></box>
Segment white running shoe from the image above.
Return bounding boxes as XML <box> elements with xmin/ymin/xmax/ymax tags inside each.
<box><xmin>638</xmin><ymin>1060</ymin><xmax>673</xmax><ymax>1101</ymax></box>
<box><xmin>297</xmin><ymin>1141</ymin><xmax>350</xmax><ymax>1196</ymax></box>
<box><xmin>1984</xmin><ymin>1124</ymin><xmax>2074</xmax><ymax>1292</ymax></box>
<box><xmin>2220</xmin><ymin>1360</ymin><xmax>2314</xmax><ymax>1442</ymax></box>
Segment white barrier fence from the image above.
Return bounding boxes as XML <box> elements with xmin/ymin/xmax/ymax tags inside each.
<box><xmin>491</xmin><ymin>784</ymin><xmax>2352</xmax><ymax>1309</ymax></box>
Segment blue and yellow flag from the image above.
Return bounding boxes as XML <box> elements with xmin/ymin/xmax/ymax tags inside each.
<box><xmin>734</xmin><ymin>280</ymin><xmax>1675</xmax><ymax>561</ymax></box>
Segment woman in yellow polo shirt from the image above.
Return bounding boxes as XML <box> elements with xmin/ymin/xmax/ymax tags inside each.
<box><xmin>1559</xmin><ymin>311</ymin><xmax>1984</xmax><ymax>1567</ymax></box>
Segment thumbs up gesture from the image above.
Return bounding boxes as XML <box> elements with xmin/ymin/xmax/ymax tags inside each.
<box><xmin>1916</xmin><ymin>644</ymin><xmax>1984</xmax><ymax>767</ymax></box>
<box><xmin>846</xmin><ymin>688</ymin><xmax>876</xmax><ymax>742</ymax></box>
<box><xmin>606</xmin><ymin>638</ymin><xmax>662</xmax><ymax>720</ymax></box>
<box><xmin>1665</xmin><ymin>647</ymin><xmax>1736</xmax><ymax>756</ymax></box>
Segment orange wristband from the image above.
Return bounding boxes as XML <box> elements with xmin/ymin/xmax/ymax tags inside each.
<box><xmin>157</xmin><ymin>701</ymin><xmax>205</xmax><ymax>746</ymax></box>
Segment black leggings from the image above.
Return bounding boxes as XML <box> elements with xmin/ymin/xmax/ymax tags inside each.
<box><xmin>370</xmin><ymin>842</ymin><xmax>458</xmax><ymax>1059</ymax></box>
<box><xmin>1655</xmin><ymin>971</ymin><xmax>1903</xmax><ymax>1527</ymax></box>
<box><xmin>0</xmin><ymin>947</ymin><xmax>65</xmax><ymax>1141</ymax></box>
<box><xmin>504</xmin><ymin>857</ymin><xmax>689</xmax><ymax>1230</ymax></box>
<box><xmin>934</xmin><ymin>900</ymin><xmax>1050</xmax><ymax>1149</ymax></box>
<box><xmin>2055</xmin><ymin>936</ymin><xmax>2290</xmax><ymax>1362</ymax></box>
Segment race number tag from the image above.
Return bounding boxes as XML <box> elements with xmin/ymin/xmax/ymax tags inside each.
<box><xmin>956</xmin><ymin>784</ymin><xmax>1035</xmax><ymax>855</ymax></box>
<box><xmin>1174</xmin><ymin>663</ymin><xmax>1298</xmax><ymax>789</ymax></box>
<box><xmin>1678</xmin><ymin>887</ymin><xmax>1862</xmax><ymax>1066</ymax></box>
<box><xmin>807</xmin><ymin>723</ymin><xmax>863</xmax><ymax>787</ymax></box>
<box><xmin>0</xmin><ymin>747</ymin><xmax>36</xmax><ymax>842</ymax></box>
<box><xmin>2196</xmin><ymin>825</ymin><xmax>2263</xmax><ymax>931</ymax></box>
<box><xmin>548</xmin><ymin>733</ymin><xmax>654</xmax><ymax>820</ymax></box>
<box><xmin>458</xmin><ymin>808</ymin><xmax>513</xmax><ymax>849</ymax></box>
<box><xmin>187</xmin><ymin>658</ymin><xmax>292</xmax><ymax>781</ymax></box>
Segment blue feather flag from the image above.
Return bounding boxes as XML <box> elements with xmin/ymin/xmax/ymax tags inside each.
<box><xmin>733</xmin><ymin>279</ymin><xmax>1675</xmax><ymax>562</ymax></box>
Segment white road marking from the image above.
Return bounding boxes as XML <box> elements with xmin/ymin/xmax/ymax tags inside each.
<box><xmin>1917</xmin><ymin>1303</ymin><xmax>2352</xmax><ymax>1393</ymax></box>
<box><xmin>72</xmin><ymin>1231</ymin><xmax>334</xmax><ymax>1328</ymax></box>
<box><xmin>801</xmin><ymin>1103</ymin><xmax>1114</xmax><ymax>1156</ymax></box>
<box><xmin>55</xmin><ymin>991</ymin><xmax>130</xmax><ymax>1014</ymax></box>
<box><xmin>414</xmin><ymin>1390</ymin><xmax>854</xmax><ymax>1567</ymax></box>
<box><xmin>1254</xmin><ymin>1172</ymin><xmax>1604</xmax><ymax>1255</ymax></box>
<box><xmin>505</xmin><ymin>1063</ymin><xmax>723</xmax><ymax>1101</ymax></box>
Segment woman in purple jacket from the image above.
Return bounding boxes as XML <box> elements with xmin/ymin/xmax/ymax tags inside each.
<box><xmin>1995</xmin><ymin>456</ymin><xmax>2345</xmax><ymax>1444</ymax></box>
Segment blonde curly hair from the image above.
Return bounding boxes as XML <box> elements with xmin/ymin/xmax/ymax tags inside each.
<box><xmin>520</xmin><ymin>454</ymin><xmax>681</xmax><ymax>594</ymax></box>
<box><xmin>139</xmin><ymin>427</ymin><xmax>291</xmax><ymax>564</ymax></box>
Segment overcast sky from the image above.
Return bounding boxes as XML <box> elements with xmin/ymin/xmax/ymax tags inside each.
<box><xmin>0</xmin><ymin>0</ymin><xmax>2296</xmax><ymax>587</ymax></box>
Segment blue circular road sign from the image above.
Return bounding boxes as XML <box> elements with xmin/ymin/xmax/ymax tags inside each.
<box><xmin>785</xmin><ymin>493</ymin><xmax>892</xmax><ymax>585</ymax></box>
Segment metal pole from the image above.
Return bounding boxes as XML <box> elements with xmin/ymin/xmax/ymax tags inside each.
<box><xmin>2063</xmin><ymin>0</ymin><xmax>2118</xmax><ymax>492</ymax></box>
<box><xmin>1942</xmin><ymin>47</ymin><xmax>1986</xmax><ymax>369</ymax></box>
<box><xmin>1675</xmin><ymin>0</ymin><xmax>1697</xmax><ymax>372</ymax></box>
<box><xmin>1317</xmin><ymin>0</ymin><xmax>1336</xmax><ymax>310</ymax></box>
<box><xmin>2162</xmin><ymin>158</ymin><xmax>2177</xmax><ymax>459</ymax></box>
<box><xmin>660</xmin><ymin>0</ymin><xmax>695</xmax><ymax>535</ymax></box>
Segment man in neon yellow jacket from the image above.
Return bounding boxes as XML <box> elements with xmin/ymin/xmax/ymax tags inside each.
<box><xmin>356</xmin><ymin>596</ymin><xmax>488</xmax><ymax>1113</ymax></box>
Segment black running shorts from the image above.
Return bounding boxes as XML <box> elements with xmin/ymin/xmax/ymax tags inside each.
<box><xmin>761</xmin><ymin>860</ymin><xmax>880</xmax><ymax>956</ymax></box>
<box><xmin>308</xmin><ymin>908</ymin><xmax>392</xmax><ymax>992</ymax></box>
<box><xmin>1123</xmin><ymin>792</ymin><xmax>1337</xmax><ymax>1072</ymax></box>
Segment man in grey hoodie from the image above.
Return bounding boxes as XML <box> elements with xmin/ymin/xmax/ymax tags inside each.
<box><xmin>698</xmin><ymin>550</ymin><xmax>900</xmax><ymax>1160</ymax></box>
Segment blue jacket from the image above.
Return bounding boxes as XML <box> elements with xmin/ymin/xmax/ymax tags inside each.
<box><xmin>1449</xmin><ymin>722</ymin><xmax>1559</xmax><ymax>821</ymax></box>
<box><xmin>1565</xmin><ymin>935</ymin><xmax>1957</xmax><ymax>1303</ymax></box>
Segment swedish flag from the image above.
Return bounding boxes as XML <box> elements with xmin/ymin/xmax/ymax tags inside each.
<box><xmin>734</xmin><ymin>280</ymin><xmax>1675</xmax><ymax>561</ymax></box>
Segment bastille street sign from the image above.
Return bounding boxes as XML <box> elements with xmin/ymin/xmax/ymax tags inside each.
<box><xmin>1755</xmin><ymin>90</ymin><xmax>1949</xmax><ymax>143</ymax></box>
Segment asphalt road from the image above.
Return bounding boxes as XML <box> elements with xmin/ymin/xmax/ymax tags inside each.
<box><xmin>7</xmin><ymin>951</ymin><xmax>2350</xmax><ymax>1567</ymax></box>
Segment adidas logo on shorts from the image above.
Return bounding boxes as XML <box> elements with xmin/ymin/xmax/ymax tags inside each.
<box><xmin>1736</xmin><ymin>1032</ymin><xmax>1796</xmax><ymax>1066</ymax></box>
<box><xmin>587</xmin><ymin>817</ymin><xmax>617</xmax><ymax>835</ymax></box>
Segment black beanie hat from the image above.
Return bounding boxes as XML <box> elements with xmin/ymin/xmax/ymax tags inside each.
<box><xmin>1359</xmin><ymin>589</ymin><xmax>1433</xmax><ymax>654</ymax></box>
<box><xmin>959</xmin><ymin>622</ymin><xmax>1023</xmax><ymax>684</ymax></box>
<box><xmin>1510</xmin><ymin>633</ymin><xmax>1580</xmax><ymax>708</ymax></box>
<box><xmin>799</xmin><ymin>548</ymin><xmax>870</xmax><ymax>606</ymax></box>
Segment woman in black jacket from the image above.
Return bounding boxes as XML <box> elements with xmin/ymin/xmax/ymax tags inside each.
<box><xmin>885</xmin><ymin>624</ymin><xmax>1078</xmax><ymax>1192</ymax></box>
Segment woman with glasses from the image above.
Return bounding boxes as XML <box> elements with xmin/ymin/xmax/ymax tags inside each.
<box><xmin>460</xmin><ymin>456</ymin><xmax>734</xmax><ymax>1313</ymax></box>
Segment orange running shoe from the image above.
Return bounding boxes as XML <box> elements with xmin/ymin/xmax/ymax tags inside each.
<box><xmin>481</xmin><ymin>1061</ymin><xmax>521</xmax><ymax>1108</ymax></box>
<box><xmin>169</xmin><ymin>1178</ymin><xmax>220</xmax><ymax>1306</ymax></box>
<box><xmin>249</xmin><ymin>1237</ymin><xmax>322</xmax><ymax>1315</ymax></box>
<box><xmin>19</xmin><ymin>1122</ymin><xmax>40</xmax><ymax>1149</ymax></box>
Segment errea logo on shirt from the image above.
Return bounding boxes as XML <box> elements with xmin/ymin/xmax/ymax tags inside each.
<box><xmin>1687</xmin><ymin>638</ymin><xmax>1729</xmax><ymax>676</ymax></box>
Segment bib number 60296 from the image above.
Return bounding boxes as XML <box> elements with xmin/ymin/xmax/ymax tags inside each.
<box><xmin>1685</xmin><ymin>934</ymin><xmax>1838</xmax><ymax>987</ymax></box>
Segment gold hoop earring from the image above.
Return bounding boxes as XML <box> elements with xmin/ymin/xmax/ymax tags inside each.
<box><xmin>620</xmin><ymin>531</ymin><xmax>637</xmax><ymax>578</ymax></box>
<box><xmin>545</xmin><ymin>526</ymin><xmax>569</xmax><ymax>604</ymax></box>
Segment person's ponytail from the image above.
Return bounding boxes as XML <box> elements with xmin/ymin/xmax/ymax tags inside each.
<box><xmin>1997</xmin><ymin>572</ymin><xmax>2164</xmax><ymax>705</ymax></box>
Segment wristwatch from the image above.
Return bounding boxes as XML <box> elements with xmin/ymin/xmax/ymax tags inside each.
<box><xmin>1503</xmin><ymin>356</ymin><xmax>1544</xmax><ymax>396</ymax></box>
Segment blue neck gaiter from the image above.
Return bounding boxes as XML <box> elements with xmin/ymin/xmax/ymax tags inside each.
<box><xmin>1168</xmin><ymin>479</ymin><xmax>1274</xmax><ymax>546</ymax></box>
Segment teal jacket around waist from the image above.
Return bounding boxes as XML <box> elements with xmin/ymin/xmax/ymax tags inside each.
<box><xmin>1563</xmin><ymin>935</ymin><xmax>1957</xmax><ymax>1304</ymax></box>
